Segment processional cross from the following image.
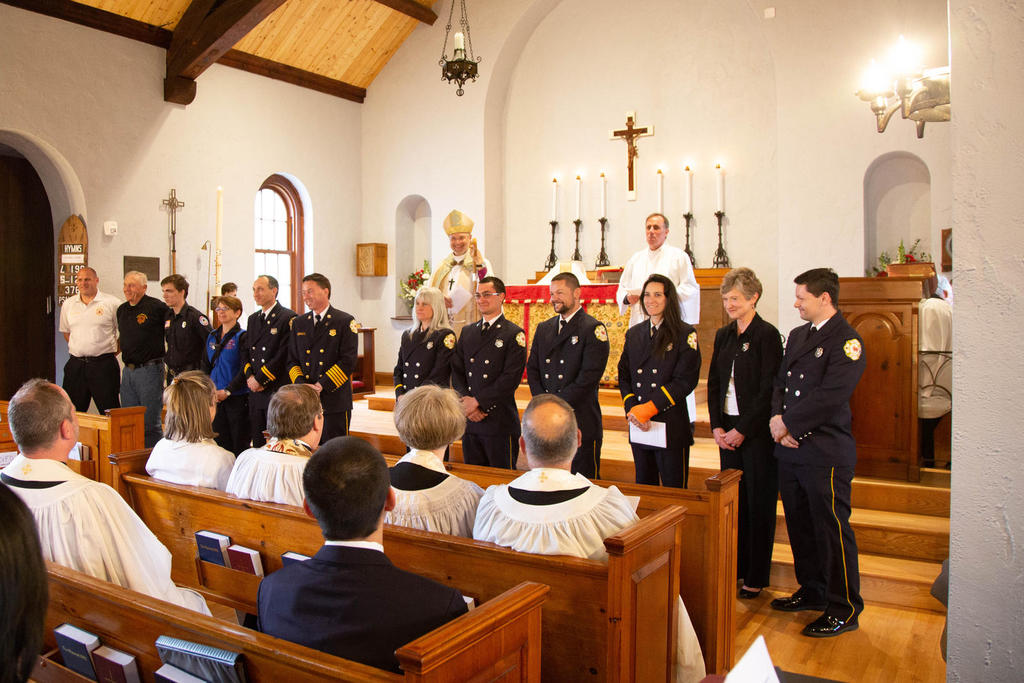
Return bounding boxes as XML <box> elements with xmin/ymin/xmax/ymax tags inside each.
<box><xmin>610</xmin><ymin>112</ymin><xmax>653</xmax><ymax>201</ymax></box>
<box><xmin>162</xmin><ymin>189</ymin><xmax>185</xmax><ymax>274</ymax></box>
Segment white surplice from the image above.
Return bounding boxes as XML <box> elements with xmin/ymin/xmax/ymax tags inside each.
<box><xmin>1</xmin><ymin>455</ymin><xmax>210</xmax><ymax>615</ymax></box>
<box><xmin>429</xmin><ymin>253</ymin><xmax>495</xmax><ymax>334</ymax></box>
<box><xmin>385</xmin><ymin>450</ymin><xmax>483</xmax><ymax>537</ymax></box>
<box><xmin>225</xmin><ymin>441</ymin><xmax>309</xmax><ymax>507</ymax></box>
<box><xmin>146</xmin><ymin>438</ymin><xmax>235</xmax><ymax>490</ymax></box>
<box><xmin>473</xmin><ymin>467</ymin><xmax>706</xmax><ymax>683</ymax></box>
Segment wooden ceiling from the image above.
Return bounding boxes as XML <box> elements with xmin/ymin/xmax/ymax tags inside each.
<box><xmin>4</xmin><ymin>0</ymin><xmax>440</xmax><ymax>104</ymax></box>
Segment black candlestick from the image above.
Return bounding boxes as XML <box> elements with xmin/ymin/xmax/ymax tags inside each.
<box><xmin>712</xmin><ymin>211</ymin><xmax>730</xmax><ymax>268</ymax></box>
<box><xmin>544</xmin><ymin>220</ymin><xmax>558</xmax><ymax>270</ymax></box>
<box><xmin>682</xmin><ymin>212</ymin><xmax>695</xmax><ymax>267</ymax></box>
<box><xmin>595</xmin><ymin>218</ymin><xmax>610</xmax><ymax>267</ymax></box>
<box><xmin>572</xmin><ymin>219</ymin><xmax>583</xmax><ymax>261</ymax></box>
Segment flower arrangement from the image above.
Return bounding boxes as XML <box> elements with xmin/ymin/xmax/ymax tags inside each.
<box><xmin>869</xmin><ymin>239</ymin><xmax>932</xmax><ymax>276</ymax></box>
<box><xmin>400</xmin><ymin>260</ymin><xmax>431</xmax><ymax>306</ymax></box>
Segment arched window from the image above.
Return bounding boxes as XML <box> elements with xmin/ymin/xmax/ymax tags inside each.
<box><xmin>254</xmin><ymin>174</ymin><xmax>304</xmax><ymax>311</ymax></box>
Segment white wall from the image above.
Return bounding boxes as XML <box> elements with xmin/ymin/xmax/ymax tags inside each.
<box><xmin>948</xmin><ymin>0</ymin><xmax>1024</xmax><ymax>678</ymax></box>
<box><xmin>0</xmin><ymin>4</ymin><xmax>362</xmax><ymax>382</ymax></box>
<box><xmin>864</xmin><ymin>152</ymin><xmax>933</xmax><ymax>273</ymax></box>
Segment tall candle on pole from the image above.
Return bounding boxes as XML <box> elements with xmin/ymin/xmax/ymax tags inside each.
<box><xmin>551</xmin><ymin>178</ymin><xmax>558</xmax><ymax>221</ymax></box>
<box><xmin>215</xmin><ymin>186</ymin><xmax>223</xmax><ymax>288</ymax></box>
<box><xmin>684</xmin><ymin>166</ymin><xmax>693</xmax><ymax>215</ymax></box>
<box><xmin>575</xmin><ymin>175</ymin><xmax>582</xmax><ymax>221</ymax></box>
<box><xmin>715</xmin><ymin>164</ymin><xmax>725</xmax><ymax>213</ymax></box>
<box><xmin>600</xmin><ymin>172</ymin><xmax>607</xmax><ymax>218</ymax></box>
<box><xmin>656</xmin><ymin>169</ymin><xmax>664</xmax><ymax>213</ymax></box>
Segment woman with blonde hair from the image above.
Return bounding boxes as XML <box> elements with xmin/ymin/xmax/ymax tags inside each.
<box><xmin>387</xmin><ymin>385</ymin><xmax>483</xmax><ymax>536</ymax></box>
<box><xmin>145</xmin><ymin>371</ymin><xmax>235</xmax><ymax>489</ymax></box>
<box><xmin>393</xmin><ymin>286</ymin><xmax>456</xmax><ymax>400</ymax></box>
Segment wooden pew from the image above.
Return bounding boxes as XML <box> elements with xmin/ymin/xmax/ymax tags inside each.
<box><xmin>110</xmin><ymin>453</ymin><xmax>686</xmax><ymax>682</ymax></box>
<box><xmin>0</xmin><ymin>400</ymin><xmax>144</xmax><ymax>487</ymax></box>
<box><xmin>34</xmin><ymin>562</ymin><xmax>547</xmax><ymax>682</ymax></box>
<box><xmin>381</xmin><ymin>455</ymin><xmax>741</xmax><ymax>675</ymax></box>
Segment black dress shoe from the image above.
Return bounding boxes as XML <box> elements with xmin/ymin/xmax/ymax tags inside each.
<box><xmin>770</xmin><ymin>594</ymin><xmax>827</xmax><ymax>612</ymax></box>
<box><xmin>738</xmin><ymin>587</ymin><xmax>762</xmax><ymax>599</ymax></box>
<box><xmin>802</xmin><ymin>614</ymin><xmax>859</xmax><ymax>637</ymax></box>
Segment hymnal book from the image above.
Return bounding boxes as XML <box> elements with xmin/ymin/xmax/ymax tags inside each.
<box><xmin>154</xmin><ymin>663</ymin><xmax>205</xmax><ymax>683</ymax></box>
<box><xmin>195</xmin><ymin>530</ymin><xmax>231</xmax><ymax>566</ymax></box>
<box><xmin>463</xmin><ymin>594</ymin><xmax>476</xmax><ymax>611</ymax></box>
<box><xmin>280</xmin><ymin>551</ymin><xmax>311</xmax><ymax>566</ymax></box>
<box><xmin>155</xmin><ymin>636</ymin><xmax>246</xmax><ymax>683</ymax></box>
<box><xmin>227</xmin><ymin>544</ymin><xmax>264</xmax><ymax>576</ymax></box>
<box><xmin>54</xmin><ymin>622</ymin><xmax>100</xmax><ymax>680</ymax></box>
<box><xmin>67</xmin><ymin>441</ymin><xmax>91</xmax><ymax>461</ymax></box>
<box><xmin>92</xmin><ymin>645</ymin><xmax>140</xmax><ymax>683</ymax></box>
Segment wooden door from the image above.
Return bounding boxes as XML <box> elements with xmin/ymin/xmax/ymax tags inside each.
<box><xmin>0</xmin><ymin>155</ymin><xmax>55</xmax><ymax>398</ymax></box>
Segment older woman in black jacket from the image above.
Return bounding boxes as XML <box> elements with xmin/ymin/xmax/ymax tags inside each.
<box><xmin>707</xmin><ymin>268</ymin><xmax>783</xmax><ymax>599</ymax></box>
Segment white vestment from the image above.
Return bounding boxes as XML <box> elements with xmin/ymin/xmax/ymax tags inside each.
<box><xmin>225</xmin><ymin>441</ymin><xmax>309</xmax><ymax>507</ymax></box>
<box><xmin>385</xmin><ymin>450</ymin><xmax>483</xmax><ymax>537</ymax></box>
<box><xmin>473</xmin><ymin>468</ymin><xmax>705</xmax><ymax>683</ymax></box>
<box><xmin>430</xmin><ymin>253</ymin><xmax>494</xmax><ymax>334</ymax></box>
<box><xmin>2</xmin><ymin>455</ymin><xmax>210</xmax><ymax>615</ymax></box>
<box><xmin>919</xmin><ymin>297</ymin><xmax>953</xmax><ymax>419</ymax></box>
<box><xmin>146</xmin><ymin>438</ymin><xmax>235</xmax><ymax>490</ymax></box>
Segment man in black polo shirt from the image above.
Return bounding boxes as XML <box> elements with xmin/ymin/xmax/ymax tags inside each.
<box><xmin>161</xmin><ymin>274</ymin><xmax>212</xmax><ymax>382</ymax></box>
<box><xmin>117</xmin><ymin>271</ymin><xmax>170</xmax><ymax>447</ymax></box>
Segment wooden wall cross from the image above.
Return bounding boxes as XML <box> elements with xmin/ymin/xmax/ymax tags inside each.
<box><xmin>610</xmin><ymin>111</ymin><xmax>654</xmax><ymax>201</ymax></box>
<box><xmin>162</xmin><ymin>189</ymin><xmax>185</xmax><ymax>275</ymax></box>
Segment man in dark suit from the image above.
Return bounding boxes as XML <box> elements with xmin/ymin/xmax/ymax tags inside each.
<box><xmin>257</xmin><ymin>436</ymin><xmax>468</xmax><ymax>673</ymax></box>
<box><xmin>451</xmin><ymin>277</ymin><xmax>527</xmax><ymax>469</ymax></box>
<box><xmin>769</xmin><ymin>267</ymin><xmax>866</xmax><ymax>638</ymax></box>
<box><xmin>287</xmin><ymin>274</ymin><xmax>359</xmax><ymax>441</ymax></box>
<box><xmin>526</xmin><ymin>272</ymin><xmax>610</xmax><ymax>478</ymax></box>
<box><xmin>243</xmin><ymin>275</ymin><xmax>297</xmax><ymax>447</ymax></box>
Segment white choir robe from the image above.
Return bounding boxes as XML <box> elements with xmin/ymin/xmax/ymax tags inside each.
<box><xmin>386</xmin><ymin>450</ymin><xmax>484</xmax><ymax>537</ymax></box>
<box><xmin>429</xmin><ymin>253</ymin><xmax>495</xmax><ymax>335</ymax></box>
<box><xmin>1</xmin><ymin>455</ymin><xmax>210</xmax><ymax>615</ymax></box>
<box><xmin>616</xmin><ymin>243</ymin><xmax>701</xmax><ymax>421</ymax></box>
<box><xmin>146</xmin><ymin>437</ymin><xmax>235</xmax><ymax>490</ymax></box>
<box><xmin>225</xmin><ymin>445</ymin><xmax>309</xmax><ymax>507</ymax></box>
<box><xmin>473</xmin><ymin>468</ymin><xmax>706</xmax><ymax>683</ymax></box>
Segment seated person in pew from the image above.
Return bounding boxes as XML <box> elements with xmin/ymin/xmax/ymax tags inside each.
<box><xmin>258</xmin><ymin>436</ymin><xmax>468</xmax><ymax>673</ymax></box>
<box><xmin>0</xmin><ymin>484</ymin><xmax>48</xmax><ymax>683</ymax></box>
<box><xmin>388</xmin><ymin>385</ymin><xmax>483</xmax><ymax>537</ymax></box>
<box><xmin>1</xmin><ymin>379</ymin><xmax>211</xmax><ymax>615</ymax></box>
<box><xmin>146</xmin><ymin>371</ymin><xmax>235</xmax><ymax>489</ymax></box>
<box><xmin>226</xmin><ymin>384</ymin><xmax>323</xmax><ymax>506</ymax></box>
<box><xmin>473</xmin><ymin>393</ymin><xmax>706</xmax><ymax>683</ymax></box>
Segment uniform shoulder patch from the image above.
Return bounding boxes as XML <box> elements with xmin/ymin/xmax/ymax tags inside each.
<box><xmin>516</xmin><ymin>331</ymin><xmax>526</xmax><ymax>347</ymax></box>
<box><xmin>444</xmin><ymin>333</ymin><xmax>456</xmax><ymax>349</ymax></box>
<box><xmin>595</xmin><ymin>325</ymin><xmax>608</xmax><ymax>342</ymax></box>
<box><xmin>350</xmin><ymin>319</ymin><xmax>360</xmax><ymax>334</ymax></box>
<box><xmin>843</xmin><ymin>338</ymin><xmax>862</xmax><ymax>361</ymax></box>
<box><xmin>687</xmin><ymin>331</ymin><xmax>698</xmax><ymax>350</ymax></box>
<box><xmin>198</xmin><ymin>315</ymin><xmax>209</xmax><ymax>327</ymax></box>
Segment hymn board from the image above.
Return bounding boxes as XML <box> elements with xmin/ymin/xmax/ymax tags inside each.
<box><xmin>57</xmin><ymin>215</ymin><xmax>88</xmax><ymax>307</ymax></box>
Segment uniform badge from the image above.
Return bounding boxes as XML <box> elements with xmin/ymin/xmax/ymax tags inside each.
<box><xmin>595</xmin><ymin>325</ymin><xmax>608</xmax><ymax>342</ymax></box>
<box><xmin>843</xmin><ymin>339</ymin><xmax>862</xmax><ymax>361</ymax></box>
<box><xmin>181</xmin><ymin>321</ymin><xmax>187</xmax><ymax>328</ymax></box>
<box><xmin>96</xmin><ymin>308</ymin><xmax>104</xmax><ymax>316</ymax></box>
<box><xmin>329</xmin><ymin>329</ymin><xmax>337</xmax><ymax>337</ymax></box>
<box><xmin>444</xmin><ymin>333</ymin><xmax>456</xmax><ymax>349</ymax></box>
<box><xmin>289</xmin><ymin>317</ymin><xmax>295</xmax><ymax>329</ymax></box>
<box><xmin>426</xmin><ymin>341</ymin><xmax>434</xmax><ymax>350</ymax></box>
<box><xmin>199</xmin><ymin>316</ymin><xmax>209</xmax><ymax>326</ymax></box>
<box><xmin>687</xmin><ymin>331</ymin><xmax>697</xmax><ymax>350</ymax></box>
<box><xmin>742</xmin><ymin>342</ymin><xmax>750</xmax><ymax>352</ymax></box>
<box><xmin>350</xmin><ymin>320</ymin><xmax>360</xmax><ymax>334</ymax></box>
<box><xmin>815</xmin><ymin>347</ymin><xmax>824</xmax><ymax>358</ymax></box>
<box><xmin>495</xmin><ymin>339</ymin><xmax>504</xmax><ymax>348</ymax></box>
<box><xmin>270</xmin><ymin>328</ymin><xmax>278</xmax><ymax>334</ymax></box>
<box><xmin>667</xmin><ymin>343</ymin><xmax>673</xmax><ymax>351</ymax></box>
<box><xmin>516</xmin><ymin>331</ymin><xmax>526</xmax><ymax>347</ymax></box>
<box><xmin>571</xmin><ymin>335</ymin><xmax>579</xmax><ymax>345</ymax></box>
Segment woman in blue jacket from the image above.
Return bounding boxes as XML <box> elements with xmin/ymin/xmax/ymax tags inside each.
<box><xmin>202</xmin><ymin>295</ymin><xmax>249</xmax><ymax>454</ymax></box>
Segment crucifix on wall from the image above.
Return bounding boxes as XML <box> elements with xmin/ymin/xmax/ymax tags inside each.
<box><xmin>162</xmin><ymin>188</ymin><xmax>185</xmax><ymax>275</ymax></box>
<box><xmin>610</xmin><ymin>111</ymin><xmax>653</xmax><ymax>201</ymax></box>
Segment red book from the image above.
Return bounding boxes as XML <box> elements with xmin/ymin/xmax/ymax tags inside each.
<box><xmin>92</xmin><ymin>645</ymin><xmax>141</xmax><ymax>683</ymax></box>
<box><xmin>226</xmin><ymin>544</ymin><xmax>264</xmax><ymax>576</ymax></box>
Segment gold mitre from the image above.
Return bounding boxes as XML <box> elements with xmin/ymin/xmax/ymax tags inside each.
<box><xmin>443</xmin><ymin>210</ymin><xmax>475</xmax><ymax>236</ymax></box>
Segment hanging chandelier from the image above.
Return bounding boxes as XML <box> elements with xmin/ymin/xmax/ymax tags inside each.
<box><xmin>855</xmin><ymin>36</ymin><xmax>950</xmax><ymax>139</ymax></box>
<box><xmin>439</xmin><ymin>0</ymin><xmax>480</xmax><ymax>96</ymax></box>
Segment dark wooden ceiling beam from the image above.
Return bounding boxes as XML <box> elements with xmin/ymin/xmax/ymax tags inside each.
<box><xmin>219</xmin><ymin>50</ymin><xmax>366</xmax><ymax>103</ymax></box>
<box><xmin>371</xmin><ymin>0</ymin><xmax>437</xmax><ymax>25</ymax></box>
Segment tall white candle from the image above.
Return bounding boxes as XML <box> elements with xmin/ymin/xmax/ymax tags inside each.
<box><xmin>551</xmin><ymin>178</ymin><xmax>558</xmax><ymax>221</ymax></box>
<box><xmin>575</xmin><ymin>175</ymin><xmax>582</xmax><ymax>221</ymax></box>
<box><xmin>215</xmin><ymin>186</ymin><xmax>223</xmax><ymax>285</ymax></box>
<box><xmin>684</xmin><ymin>166</ymin><xmax>693</xmax><ymax>214</ymax></box>
<box><xmin>454</xmin><ymin>32</ymin><xmax>465</xmax><ymax>52</ymax></box>
<box><xmin>656</xmin><ymin>169</ymin><xmax>664</xmax><ymax>213</ymax></box>
<box><xmin>715</xmin><ymin>164</ymin><xmax>725</xmax><ymax>213</ymax></box>
<box><xmin>600</xmin><ymin>172</ymin><xmax>607</xmax><ymax>218</ymax></box>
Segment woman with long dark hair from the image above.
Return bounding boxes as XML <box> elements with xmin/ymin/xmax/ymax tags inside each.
<box><xmin>0</xmin><ymin>485</ymin><xmax>48</xmax><ymax>683</ymax></box>
<box><xmin>617</xmin><ymin>274</ymin><xmax>701</xmax><ymax>487</ymax></box>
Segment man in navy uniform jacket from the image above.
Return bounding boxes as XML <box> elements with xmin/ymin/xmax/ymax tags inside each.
<box><xmin>243</xmin><ymin>275</ymin><xmax>296</xmax><ymax>447</ymax></box>
<box><xmin>257</xmin><ymin>436</ymin><xmax>468</xmax><ymax>673</ymax></box>
<box><xmin>526</xmin><ymin>272</ymin><xmax>610</xmax><ymax>478</ymax></box>
<box><xmin>451</xmin><ymin>277</ymin><xmax>527</xmax><ymax>469</ymax></box>
<box><xmin>769</xmin><ymin>268</ymin><xmax>866</xmax><ymax>638</ymax></box>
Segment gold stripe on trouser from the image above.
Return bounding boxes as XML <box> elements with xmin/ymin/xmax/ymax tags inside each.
<box><xmin>592</xmin><ymin>441</ymin><xmax>598</xmax><ymax>478</ymax></box>
<box><xmin>509</xmin><ymin>436</ymin><xmax>514</xmax><ymax>469</ymax></box>
<box><xmin>345</xmin><ymin>412</ymin><xmax>349</xmax><ymax>433</ymax></box>
<box><xmin>829</xmin><ymin>467</ymin><xmax>856</xmax><ymax>619</ymax></box>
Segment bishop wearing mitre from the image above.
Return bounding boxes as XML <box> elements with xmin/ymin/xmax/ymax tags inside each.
<box><xmin>429</xmin><ymin>210</ymin><xmax>494</xmax><ymax>336</ymax></box>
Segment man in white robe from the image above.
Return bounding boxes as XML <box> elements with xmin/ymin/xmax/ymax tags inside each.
<box><xmin>616</xmin><ymin>212</ymin><xmax>701</xmax><ymax>422</ymax></box>
<box><xmin>473</xmin><ymin>394</ymin><xmax>705</xmax><ymax>682</ymax></box>
<box><xmin>429</xmin><ymin>209</ymin><xmax>494</xmax><ymax>336</ymax></box>
<box><xmin>1</xmin><ymin>379</ymin><xmax>209</xmax><ymax>615</ymax></box>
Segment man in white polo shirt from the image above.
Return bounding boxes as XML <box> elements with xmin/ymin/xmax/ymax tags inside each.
<box><xmin>59</xmin><ymin>267</ymin><xmax>122</xmax><ymax>413</ymax></box>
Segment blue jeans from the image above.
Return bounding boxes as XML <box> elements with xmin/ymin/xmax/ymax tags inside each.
<box><xmin>120</xmin><ymin>363</ymin><xmax>164</xmax><ymax>447</ymax></box>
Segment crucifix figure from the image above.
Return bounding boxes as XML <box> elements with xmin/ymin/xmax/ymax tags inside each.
<box><xmin>610</xmin><ymin>112</ymin><xmax>653</xmax><ymax>201</ymax></box>
<box><xmin>162</xmin><ymin>188</ymin><xmax>185</xmax><ymax>274</ymax></box>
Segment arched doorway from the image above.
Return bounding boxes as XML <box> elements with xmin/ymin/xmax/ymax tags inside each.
<box><xmin>863</xmin><ymin>152</ymin><xmax>932</xmax><ymax>273</ymax></box>
<box><xmin>394</xmin><ymin>195</ymin><xmax>432</xmax><ymax>314</ymax></box>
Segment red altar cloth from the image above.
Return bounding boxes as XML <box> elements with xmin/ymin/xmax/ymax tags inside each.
<box><xmin>504</xmin><ymin>284</ymin><xmax>619</xmax><ymax>304</ymax></box>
